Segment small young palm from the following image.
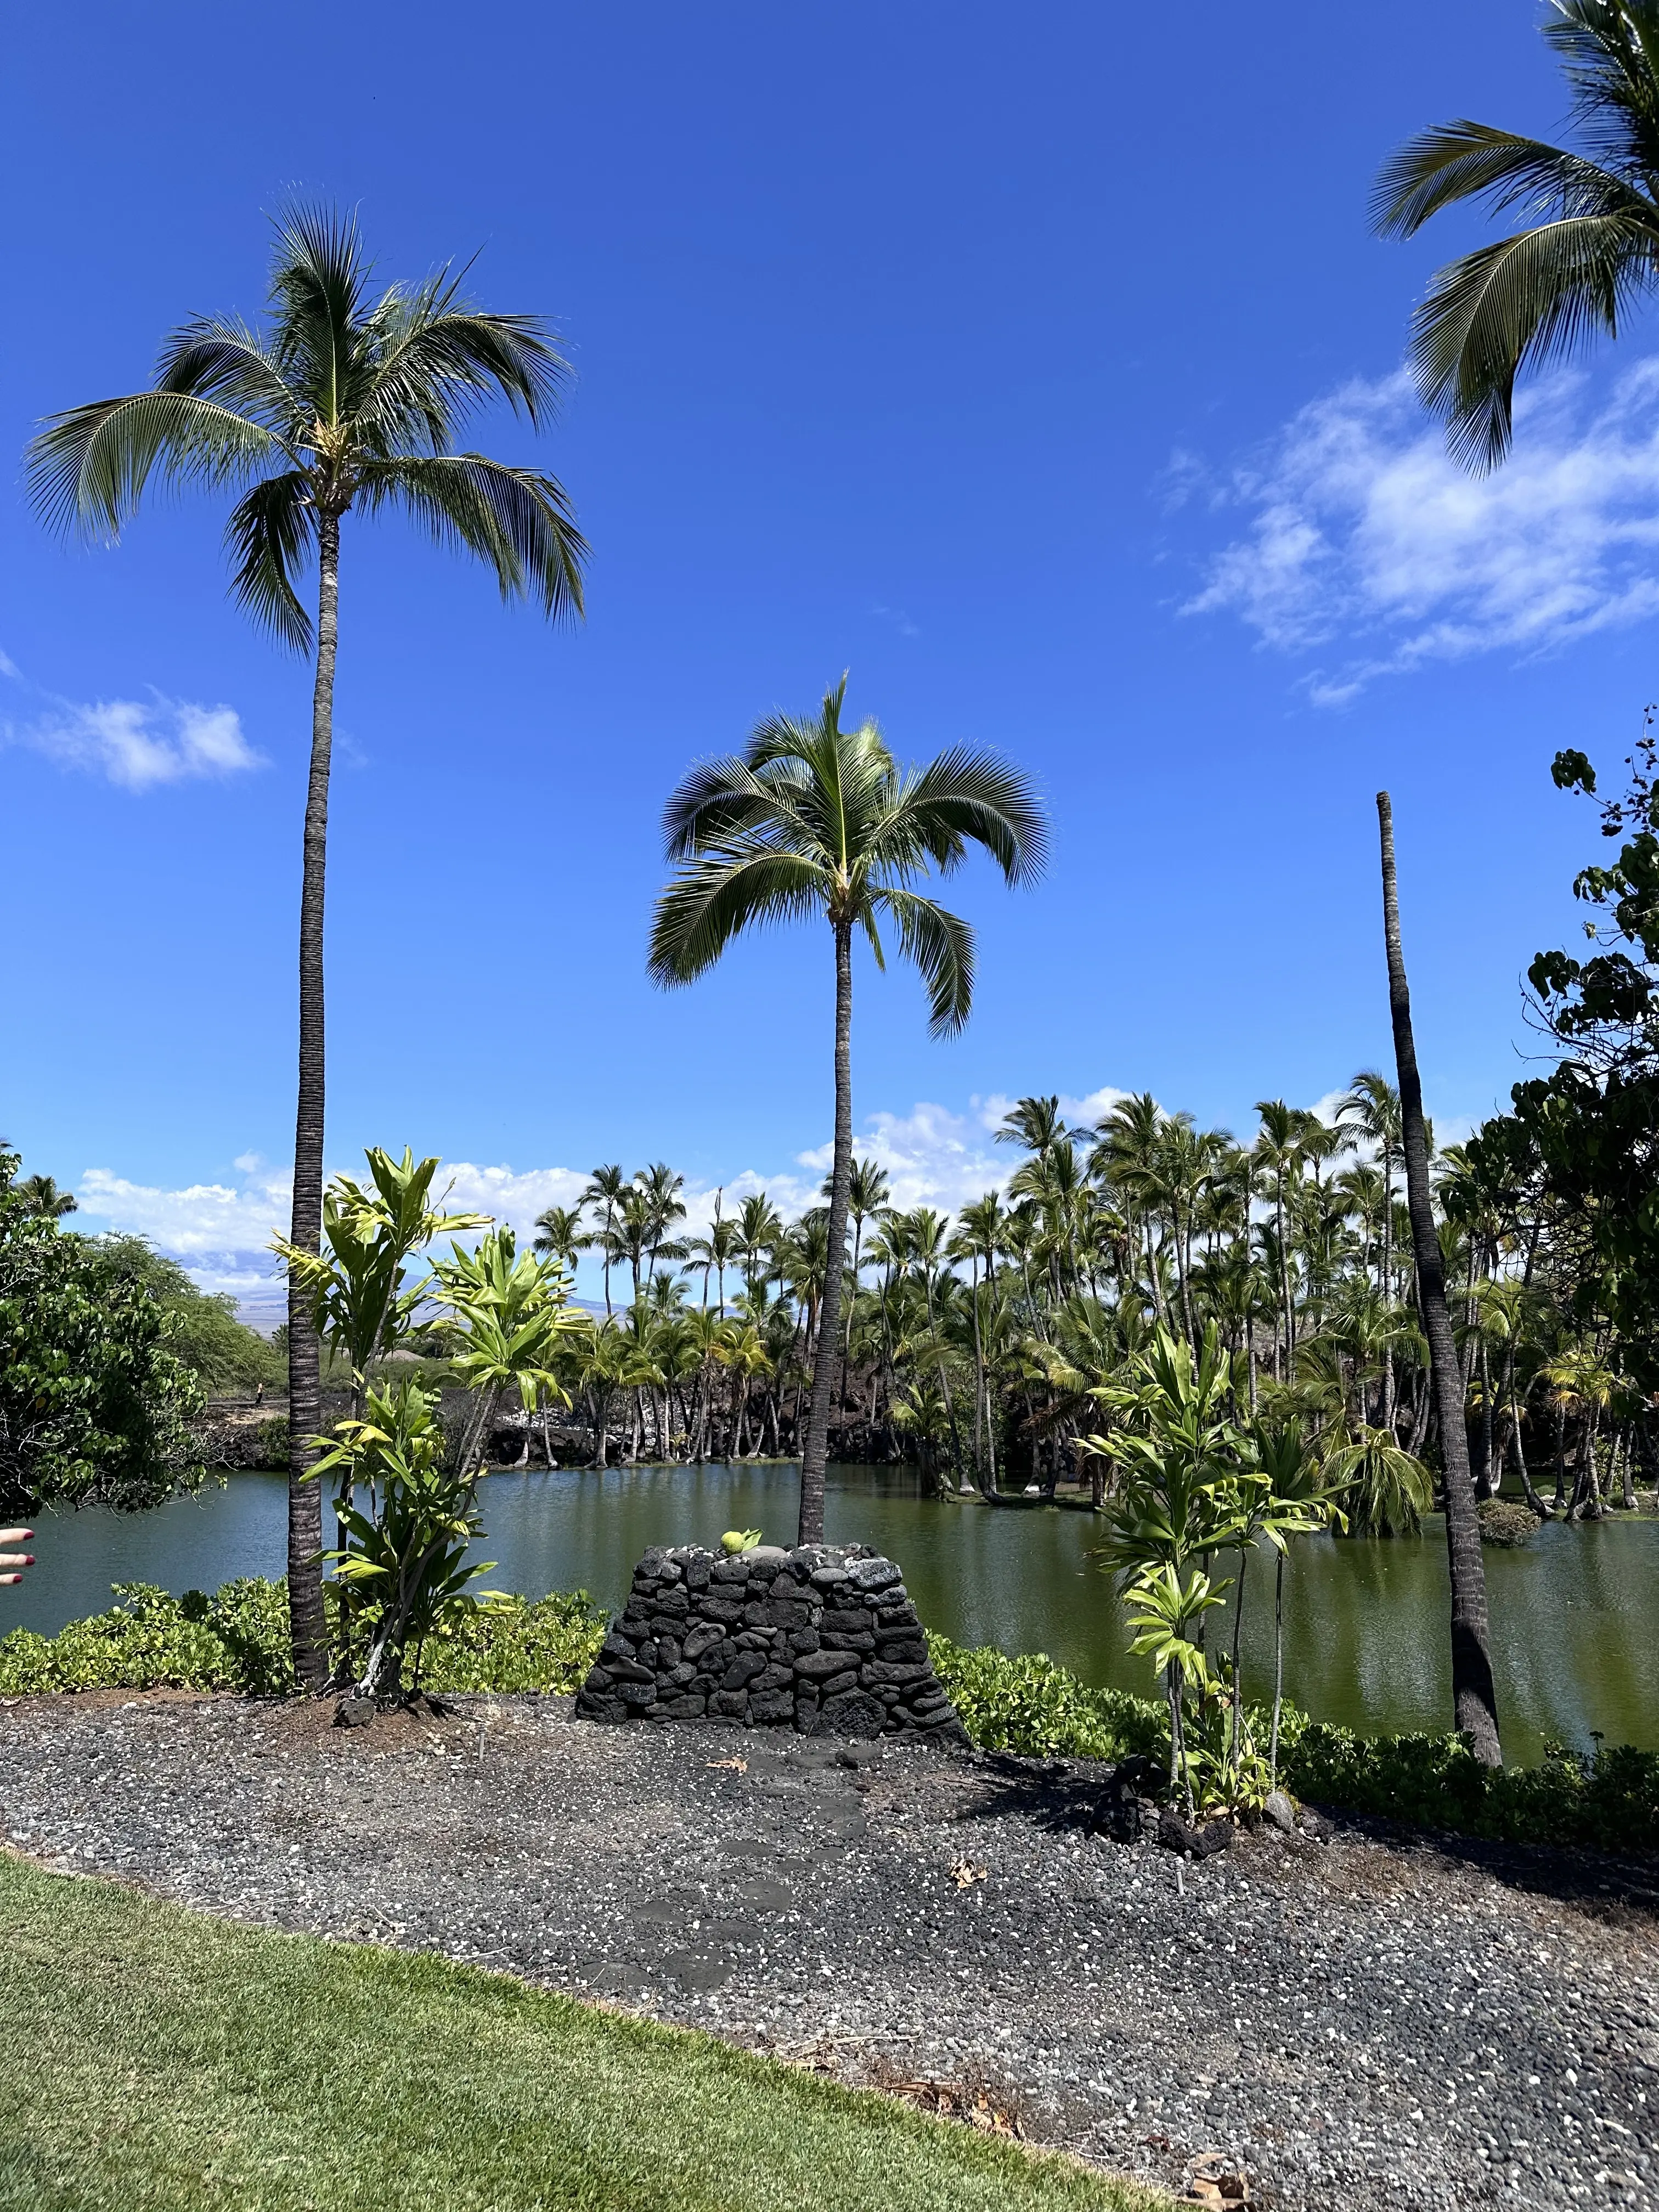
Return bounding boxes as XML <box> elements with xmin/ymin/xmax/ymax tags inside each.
<box><xmin>649</xmin><ymin>675</ymin><xmax>1046</xmax><ymax>1542</ymax></box>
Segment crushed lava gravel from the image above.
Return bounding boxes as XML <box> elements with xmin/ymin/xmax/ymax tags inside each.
<box><xmin>2</xmin><ymin>1691</ymin><xmax>1655</xmax><ymax>2210</ymax></box>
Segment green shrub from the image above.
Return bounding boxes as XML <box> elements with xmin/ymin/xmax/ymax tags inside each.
<box><xmin>1477</xmin><ymin>1498</ymin><xmax>1538</xmax><ymax>1547</ymax></box>
<box><xmin>1276</xmin><ymin>1710</ymin><xmax>1659</xmax><ymax>1854</ymax></box>
<box><xmin>928</xmin><ymin>1632</ymin><xmax>1659</xmax><ymax>1855</ymax></box>
<box><xmin>0</xmin><ymin>1579</ymin><xmax>605</xmax><ymax>1701</ymax></box>
<box><xmin>927</xmin><ymin>1635</ymin><xmax>1166</xmax><ymax>1761</ymax></box>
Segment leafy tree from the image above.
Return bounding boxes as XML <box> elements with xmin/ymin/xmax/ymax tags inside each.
<box><xmin>648</xmin><ymin>674</ymin><xmax>1046</xmax><ymax>1543</ymax></box>
<box><xmin>1473</xmin><ymin>736</ymin><xmax>1659</xmax><ymax>1389</ymax></box>
<box><xmin>92</xmin><ymin>1238</ymin><xmax>280</xmax><ymax>1392</ymax></box>
<box><xmin>1374</xmin><ymin>0</ymin><xmax>1659</xmax><ymax>469</ymax></box>
<box><xmin>0</xmin><ymin>1151</ymin><xmax>205</xmax><ymax>1511</ymax></box>
<box><xmin>30</xmin><ymin>207</ymin><xmax>587</xmax><ymax>1687</ymax></box>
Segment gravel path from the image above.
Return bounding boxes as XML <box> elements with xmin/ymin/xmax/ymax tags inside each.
<box><xmin>2</xmin><ymin>1691</ymin><xmax>1655</xmax><ymax>2210</ymax></box>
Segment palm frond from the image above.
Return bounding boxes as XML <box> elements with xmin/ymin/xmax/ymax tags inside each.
<box><xmin>876</xmin><ymin>746</ymin><xmax>1049</xmax><ymax>886</ymax></box>
<box><xmin>1410</xmin><ymin>212</ymin><xmax>1659</xmax><ymax>467</ymax></box>
<box><xmin>154</xmin><ymin>317</ymin><xmax>307</xmax><ymax>440</ymax></box>
<box><xmin>27</xmin><ymin>392</ymin><xmax>283</xmax><ymax>540</ymax></box>
<box><xmin>224</xmin><ymin>472</ymin><xmax>315</xmax><ymax>650</ymax></box>
<box><xmin>875</xmin><ymin>885</ymin><xmax>976</xmax><ymax>1035</ymax></box>
<box><xmin>1372</xmin><ymin>123</ymin><xmax>1641</xmax><ymax>238</ymax></box>
<box><xmin>360</xmin><ymin>291</ymin><xmax>572</xmax><ymax>445</ymax></box>
<box><xmin>662</xmin><ymin>752</ymin><xmax>816</xmax><ymax>860</ymax></box>
<box><xmin>1548</xmin><ymin>0</ymin><xmax>1659</xmax><ymax>177</ymax></box>
<box><xmin>360</xmin><ymin>453</ymin><xmax>586</xmax><ymax>619</ymax></box>
<box><xmin>648</xmin><ymin>848</ymin><xmax>827</xmax><ymax>986</ymax></box>
<box><xmin>266</xmin><ymin>202</ymin><xmax>371</xmax><ymax>425</ymax></box>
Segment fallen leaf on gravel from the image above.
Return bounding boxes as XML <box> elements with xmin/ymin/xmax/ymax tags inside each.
<box><xmin>1184</xmin><ymin>2149</ymin><xmax>1250</xmax><ymax>2205</ymax></box>
<box><xmin>888</xmin><ymin>2079</ymin><xmax>1025</xmax><ymax>2138</ymax></box>
<box><xmin>950</xmin><ymin>1858</ymin><xmax>987</xmax><ymax>1889</ymax></box>
<box><xmin>706</xmin><ymin>1758</ymin><xmax>748</xmax><ymax>1773</ymax></box>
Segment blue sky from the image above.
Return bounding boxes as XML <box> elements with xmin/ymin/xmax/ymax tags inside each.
<box><xmin>5</xmin><ymin>2</ymin><xmax>1655</xmax><ymax>1315</ymax></box>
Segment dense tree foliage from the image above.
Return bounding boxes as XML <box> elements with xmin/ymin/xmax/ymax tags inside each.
<box><xmin>0</xmin><ymin>1151</ymin><xmax>206</xmax><ymax>1511</ymax></box>
<box><xmin>94</xmin><ymin>1238</ymin><xmax>283</xmax><ymax>1393</ymax></box>
<box><xmin>1470</xmin><ymin>733</ymin><xmax>1659</xmax><ymax>1395</ymax></box>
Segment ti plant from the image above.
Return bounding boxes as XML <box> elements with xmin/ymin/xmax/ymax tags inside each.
<box><xmin>428</xmin><ymin>1228</ymin><xmax>592</xmax><ymax>1476</ymax></box>
<box><xmin>273</xmin><ymin>1148</ymin><xmax>488</xmax><ymax>1414</ymax></box>
<box><xmin>1083</xmin><ymin>1325</ymin><xmax>1340</xmax><ymax>1815</ymax></box>
<box><xmin>311</xmin><ymin>1376</ymin><xmax>507</xmax><ymax>1700</ymax></box>
<box><xmin>275</xmin><ymin>1147</ymin><xmax>486</xmax><ymax>1683</ymax></box>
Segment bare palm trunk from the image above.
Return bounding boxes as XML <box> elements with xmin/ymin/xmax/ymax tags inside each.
<box><xmin>799</xmin><ymin>922</ymin><xmax>853</xmax><ymax>1544</ymax></box>
<box><xmin>285</xmin><ymin>511</ymin><xmax>340</xmax><ymax>1692</ymax></box>
<box><xmin>1380</xmin><ymin>1153</ymin><xmax>1396</xmax><ymax>1430</ymax></box>
<box><xmin>1378</xmin><ymin>793</ymin><xmax>1500</xmax><ymax>1766</ymax></box>
<box><xmin>1509</xmin><ymin>1389</ymin><xmax>1549</xmax><ymax>1516</ymax></box>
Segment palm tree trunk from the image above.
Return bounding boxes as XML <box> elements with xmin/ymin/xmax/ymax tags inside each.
<box><xmin>1269</xmin><ymin>1547</ymin><xmax>1286</xmax><ymax>1785</ymax></box>
<box><xmin>798</xmin><ymin>921</ymin><xmax>854</xmax><ymax>1544</ymax></box>
<box><xmin>1509</xmin><ymin>1389</ymin><xmax>1549</xmax><ymax>1515</ymax></box>
<box><xmin>1377</xmin><ymin>792</ymin><xmax>1500</xmax><ymax>1765</ymax></box>
<box><xmin>285</xmin><ymin>510</ymin><xmax>340</xmax><ymax>1692</ymax></box>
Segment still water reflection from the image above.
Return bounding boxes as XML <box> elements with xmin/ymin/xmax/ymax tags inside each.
<box><xmin>12</xmin><ymin>1461</ymin><xmax>1655</xmax><ymax>1763</ymax></box>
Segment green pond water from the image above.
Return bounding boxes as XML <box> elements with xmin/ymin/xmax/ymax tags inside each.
<box><xmin>12</xmin><ymin>1462</ymin><xmax>1656</xmax><ymax>1763</ymax></box>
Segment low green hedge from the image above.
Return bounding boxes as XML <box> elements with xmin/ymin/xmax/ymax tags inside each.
<box><xmin>5</xmin><ymin>1586</ymin><xmax>1654</xmax><ymax>1857</ymax></box>
<box><xmin>0</xmin><ymin>1580</ymin><xmax>605</xmax><ymax>1699</ymax></box>
<box><xmin>927</xmin><ymin>1632</ymin><xmax>1659</xmax><ymax>1857</ymax></box>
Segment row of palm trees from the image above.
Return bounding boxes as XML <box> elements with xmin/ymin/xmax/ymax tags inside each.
<box><xmin>518</xmin><ymin>1082</ymin><xmax>1651</xmax><ymax>1534</ymax></box>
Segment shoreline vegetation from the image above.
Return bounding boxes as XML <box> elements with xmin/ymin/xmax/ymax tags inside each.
<box><xmin>3</xmin><ymin>1578</ymin><xmax>1655</xmax><ymax>1855</ymax></box>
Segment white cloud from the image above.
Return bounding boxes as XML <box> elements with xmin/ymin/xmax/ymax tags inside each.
<box><xmin>437</xmin><ymin>1163</ymin><xmax>591</xmax><ymax>1238</ymax></box>
<box><xmin>0</xmin><ymin>646</ymin><xmax>20</xmax><ymax>681</ymax></box>
<box><xmin>7</xmin><ymin>693</ymin><xmax>262</xmax><ymax>789</ymax></box>
<box><xmin>1183</xmin><ymin>360</ymin><xmax>1659</xmax><ymax>699</ymax></box>
<box><xmin>74</xmin><ymin>1075</ymin><xmax>1494</xmax><ymax>1323</ymax></box>
<box><xmin>78</xmin><ymin>1164</ymin><xmax>294</xmax><ymax>1255</ymax></box>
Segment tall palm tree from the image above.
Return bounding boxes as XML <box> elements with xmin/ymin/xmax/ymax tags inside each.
<box><xmin>951</xmin><ymin>1192</ymin><xmax>1007</xmax><ymax>1489</ymax></box>
<box><xmin>1373</xmin><ymin>1</ymin><xmax>1659</xmax><ymax>469</ymax></box>
<box><xmin>29</xmin><ymin>208</ymin><xmax>586</xmax><ymax>1685</ymax></box>
<box><xmin>1378</xmin><ymin>792</ymin><xmax>1502</xmax><ymax>1765</ymax></box>
<box><xmin>648</xmin><ymin>675</ymin><xmax>1046</xmax><ymax>1543</ymax></box>
<box><xmin>532</xmin><ymin>1205</ymin><xmax>588</xmax><ymax>1272</ymax></box>
<box><xmin>581</xmin><ymin>1167</ymin><xmax>626</xmax><ymax>1320</ymax></box>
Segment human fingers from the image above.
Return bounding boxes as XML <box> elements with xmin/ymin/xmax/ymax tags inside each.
<box><xmin>0</xmin><ymin>1530</ymin><xmax>33</xmax><ymax>1546</ymax></box>
<box><xmin>0</xmin><ymin>1553</ymin><xmax>32</xmax><ymax>1570</ymax></box>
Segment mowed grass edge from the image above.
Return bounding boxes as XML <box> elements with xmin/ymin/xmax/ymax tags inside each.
<box><xmin>0</xmin><ymin>1854</ymin><xmax>1166</xmax><ymax>2212</ymax></box>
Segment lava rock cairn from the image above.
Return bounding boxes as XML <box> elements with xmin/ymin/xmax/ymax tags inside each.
<box><xmin>575</xmin><ymin>1543</ymin><xmax>967</xmax><ymax>1740</ymax></box>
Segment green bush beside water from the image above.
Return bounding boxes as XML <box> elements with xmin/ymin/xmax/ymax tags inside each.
<box><xmin>4</xmin><ymin>1584</ymin><xmax>1655</xmax><ymax>1856</ymax></box>
<box><xmin>0</xmin><ymin>1580</ymin><xmax>606</xmax><ymax>1700</ymax></box>
<box><xmin>927</xmin><ymin>1633</ymin><xmax>1659</xmax><ymax>1857</ymax></box>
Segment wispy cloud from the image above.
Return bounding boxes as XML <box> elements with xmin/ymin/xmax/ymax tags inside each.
<box><xmin>870</xmin><ymin>603</ymin><xmax>921</xmax><ymax>640</ymax></box>
<box><xmin>1183</xmin><ymin>360</ymin><xmax>1659</xmax><ymax>702</ymax></box>
<box><xmin>4</xmin><ymin>676</ymin><xmax>263</xmax><ymax>791</ymax></box>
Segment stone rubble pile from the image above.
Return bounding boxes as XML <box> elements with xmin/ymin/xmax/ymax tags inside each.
<box><xmin>575</xmin><ymin>1542</ymin><xmax>967</xmax><ymax>1740</ymax></box>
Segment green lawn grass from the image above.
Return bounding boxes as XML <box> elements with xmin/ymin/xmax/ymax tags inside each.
<box><xmin>0</xmin><ymin>1855</ymin><xmax>1163</xmax><ymax>2212</ymax></box>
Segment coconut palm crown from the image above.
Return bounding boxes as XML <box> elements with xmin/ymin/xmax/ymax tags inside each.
<box><xmin>648</xmin><ymin>675</ymin><xmax>1046</xmax><ymax>1543</ymax></box>
<box><xmin>1374</xmin><ymin>0</ymin><xmax>1659</xmax><ymax>469</ymax></box>
<box><xmin>27</xmin><ymin>206</ymin><xmax>587</xmax><ymax>1688</ymax></box>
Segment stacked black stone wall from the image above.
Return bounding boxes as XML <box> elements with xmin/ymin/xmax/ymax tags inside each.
<box><xmin>575</xmin><ymin>1543</ymin><xmax>966</xmax><ymax>1741</ymax></box>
